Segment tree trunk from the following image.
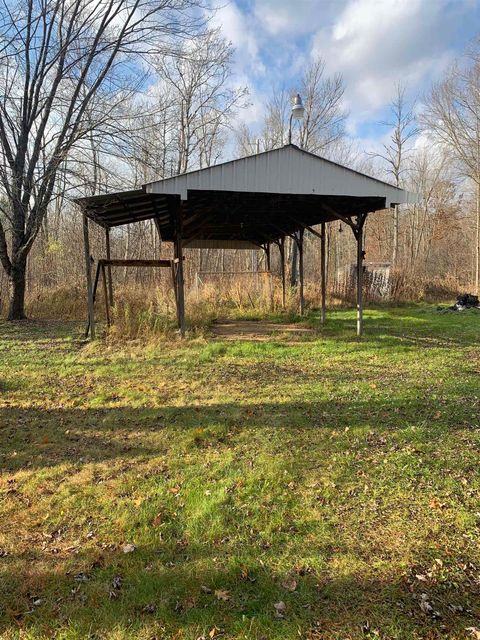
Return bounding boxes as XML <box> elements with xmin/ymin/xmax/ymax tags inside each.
<box><xmin>476</xmin><ymin>181</ymin><xmax>480</xmax><ymax>295</ymax></box>
<box><xmin>8</xmin><ymin>258</ymin><xmax>27</xmax><ymax>320</ymax></box>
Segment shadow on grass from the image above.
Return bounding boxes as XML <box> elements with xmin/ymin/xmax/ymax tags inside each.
<box><xmin>1</xmin><ymin>315</ymin><xmax>479</xmax><ymax>637</ymax></box>
<box><xmin>226</xmin><ymin>305</ymin><xmax>480</xmax><ymax>350</ymax></box>
<box><xmin>311</xmin><ymin>314</ymin><xmax>480</xmax><ymax>349</ymax></box>
<box><xmin>2</xmin><ymin>401</ymin><xmax>478</xmax><ymax>637</ymax></box>
<box><xmin>0</xmin><ymin>319</ymin><xmax>83</xmax><ymax>342</ymax></box>
<box><xmin>2</xmin><ymin>308</ymin><xmax>480</xmax><ymax>350</ymax></box>
<box><xmin>1</xmin><ymin>393</ymin><xmax>477</xmax><ymax>473</ymax></box>
<box><xmin>1</xmin><ymin>543</ymin><xmax>477</xmax><ymax>639</ymax></box>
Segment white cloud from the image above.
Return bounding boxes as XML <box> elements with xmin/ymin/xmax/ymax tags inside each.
<box><xmin>413</xmin><ymin>130</ymin><xmax>434</xmax><ymax>152</ymax></box>
<box><xmin>311</xmin><ymin>0</ymin><xmax>473</xmax><ymax>133</ymax></box>
<box><xmin>211</xmin><ymin>3</ymin><xmax>265</xmax><ymax>76</ymax></box>
<box><xmin>203</xmin><ymin>0</ymin><xmax>479</xmax><ymax>150</ymax></box>
<box><xmin>254</xmin><ymin>0</ymin><xmax>345</xmax><ymax>37</ymax></box>
<box><xmin>208</xmin><ymin>2</ymin><xmax>270</xmax><ymax>134</ymax></box>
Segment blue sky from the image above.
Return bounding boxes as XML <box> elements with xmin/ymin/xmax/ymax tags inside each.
<box><xmin>211</xmin><ymin>0</ymin><xmax>480</xmax><ymax>153</ymax></box>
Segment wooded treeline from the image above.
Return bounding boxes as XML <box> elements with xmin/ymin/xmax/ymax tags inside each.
<box><xmin>0</xmin><ymin>0</ymin><xmax>478</xmax><ymax>319</ymax></box>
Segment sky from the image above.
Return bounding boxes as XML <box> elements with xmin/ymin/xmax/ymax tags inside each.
<box><xmin>211</xmin><ymin>0</ymin><xmax>480</xmax><ymax>154</ymax></box>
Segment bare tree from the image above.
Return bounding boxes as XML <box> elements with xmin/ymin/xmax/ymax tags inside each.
<box><xmin>262</xmin><ymin>87</ymin><xmax>290</xmax><ymax>151</ymax></box>
<box><xmin>370</xmin><ymin>83</ymin><xmax>418</xmax><ymax>266</ymax></box>
<box><xmin>405</xmin><ymin>148</ymin><xmax>452</xmax><ymax>275</ymax></box>
<box><xmin>235</xmin><ymin>122</ymin><xmax>256</xmax><ymax>157</ymax></box>
<box><xmin>123</xmin><ymin>92</ymin><xmax>179</xmax><ymax>185</ymax></box>
<box><xmin>241</xmin><ymin>58</ymin><xmax>346</xmax><ymax>157</ymax></box>
<box><xmin>421</xmin><ymin>49</ymin><xmax>480</xmax><ymax>292</ymax></box>
<box><xmin>157</xmin><ymin>28</ymin><xmax>248</xmax><ymax>175</ymax></box>
<box><xmin>324</xmin><ymin>137</ymin><xmax>379</xmax><ymax>175</ymax></box>
<box><xmin>0</xmin><ymin>0</ymin><xmax>204</xmax><ymax>319</ymax></box>
<box><xmin>299</xmin><ymin>59</ymin><xmax>346</xmax><ymax>153</ymax></box>
<box><xmin>240</xmin><ymin>59</ymin><xmax>346</xmax><ymax>285</ymax></box>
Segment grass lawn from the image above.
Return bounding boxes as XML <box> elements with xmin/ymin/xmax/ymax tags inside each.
<box><xmin>1</xmin><ymin>305</ymin><xmax>480</xmax><ymax>639</ymax></box>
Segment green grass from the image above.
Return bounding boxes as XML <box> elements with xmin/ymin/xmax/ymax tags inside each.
<box><xmin>1</xmin><ymin>306</ymin><xmax>480</xmax><ymax>639</ymax></box>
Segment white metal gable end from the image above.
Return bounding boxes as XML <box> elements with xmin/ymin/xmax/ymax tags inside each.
<box><xmin>144</xmin><ymin>144</ymin><xmax>411</xmax><ymax>208</ymax></box>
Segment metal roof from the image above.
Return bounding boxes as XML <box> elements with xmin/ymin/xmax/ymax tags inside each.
<box><xmin>75</xmin><ymin>189</ymin><xmax>176</xmax><ymax>229</ymax></box>
<box><xmin>77</xmin><ymin>144</ymin><xmax>414</xmax><ymax>246</ymax></box>
<box><xmin>145</xmin><ymin>144</ymin><xmax>411</xmax><ymax>206</ymax></box>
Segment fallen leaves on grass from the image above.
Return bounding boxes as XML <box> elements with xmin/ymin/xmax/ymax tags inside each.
<box><xmin>274</xmin><ymin>601</ymin><xmax>286</xmax><ymax>617</ymax></box>
<box><xmin>122</xmin><ymin>543</ymin><xmax>135</xmax><ymax>553</ymax></box>
<box><xmin>281</xmin><ymin>576</ymin><xmax>297</xmax><ymax>591</ymax></box>
<box><xmin>214</xmin><ymin>589</ymin><xmax>230</xmax><ymax>601</ymax></box>
<box><xmin>239</xmin><ymin>565</ymin><xmax>256</xmax><ymax>583</ymax></box>
<box><xmin>73</xmin><ymin>572</ymin><xmax>90</xmax><ymax>582</ymax></box>
<box><xmin>109</xmin><ymin>575</ymin><xmax>122</xmax><ymax>599</ymax></box>
<box><xmin>419</xmin><ymin>593</ymin><xmax>433</xmax><ymax>615</ymax></box>
<box><xmin>175</xmin><ymin>597</ymin><xmax>196</xmax><ymax>612</ymax></box>
<box><xmin>418</xmin><ymin>593</ymin><xmax>441</xmax><ymax>618</ymax></box>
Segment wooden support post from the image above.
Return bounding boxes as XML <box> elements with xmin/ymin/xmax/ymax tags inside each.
<box><xmin>355</xmin><ymin>215</ymin><xmax>367</xmax><ymax>337</ymax></box>
<box><xmin>172</xmin><ymin>249</ymin><xmax>180</xmax><ymax>327</ymax></box>
<box><xmin>279</xmin><ymin>237</ymin><xmax>286</xmax><ymax>308</ymax></box>
<box><xmin>264</xmin><ymin>243</ymin><xmax>273</xmax><ymax>310</ymax></box>
<box><xmin>101</xmin><ymin>263</ymin><xmax>111</xmax><ymax>327</ymax></box>
<box><xmin>171</xmin><ymin>260</ymin><xmax>178</xmax><ymax>297</ymax></box>
<box><xmin>154</xmin><ymin>218</ymin><xmax>163</xmax><ymax>249</ymax></box>
<box><xmin>356</xmin><ymin>225</ymin><xmax>363</xmax><ymax>336</ymax></box>
<box><xmin>105</xmin><ymin>227</ymin><xmax>114</xmax><ymax>307</ymax></box>
<box><xmin>320</xmin><ymin>222</ymin><xmax>326</xmax><ymax>324</ymax></box>
<box><xmin>154</xmin><ymin>217</ymin><xmax>163</xmax><ymax>286</ymax></box>
<box><xmin>298</xmin><ymin>228</ymin><xmax>305</xmax><ymax>316</ymax></box>
<box><xmin>174</xmin><ymin>204</ymin><xmax>186</xmax><ymax>337</ymax></box>
<box><xmin>85</xmin><ymin>262</ymin><xmax>101</xmax><ymax>338</ymax></box>
<box><xmin>92</xmin><ymin>263</ymin><xmax>101</xmax><ymax>303</ymax></box>
<box><xmin>321</xmin><ymin>208</ymin><xmax>368</xmax><ymax>335</ymax></box>
<box><xmin>83</xmin><ymin>215</ymin><xmax>95</xmax><ymax>340</ymax></box>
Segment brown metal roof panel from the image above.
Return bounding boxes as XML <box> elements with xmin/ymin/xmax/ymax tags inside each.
<box><xmin>75</xmin><ymin>190</ymin><xmax>175</xmax><ymax>228</ymax></box>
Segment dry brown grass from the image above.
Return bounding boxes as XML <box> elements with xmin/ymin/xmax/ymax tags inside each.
<box><xmin>24</xmin><ymin>278</ymin><xmax>310</xmax><ymax>339</ymax></box>
<box><xmin>20</xmin><ymin>271</ymin><xmax>466</xmax><ymax>340</ymax></box>
<box><xmin>26</xmin><ymin>284</ymin><xmax>87</xmax><ymax>319</ymax></box>
<box><xmin>389</xmin><ymin>272</ymin><xmax>462</xmax><ymax>302</ymax></box>
<box><xmin>331</xmin><ymin>270</ymin><xmax>465</xmax><ymax>305</ymax></box>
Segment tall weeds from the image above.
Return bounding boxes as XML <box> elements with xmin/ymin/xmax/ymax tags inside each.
<box><xmin>22</xmin><ymin>271</ymin><xmax>467</xmax><ymax>340</ymax></box>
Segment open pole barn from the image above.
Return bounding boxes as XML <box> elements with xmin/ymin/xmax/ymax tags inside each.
<box><xmin>76</xmin><ymin>144</ymin><xmax>412</xmax><ymax>338</ymax></box>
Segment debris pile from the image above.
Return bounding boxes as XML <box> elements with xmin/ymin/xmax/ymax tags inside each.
<box><xmin>451</xmin><ymin>293</ymin><xmax>480</xmax><ymax>311</ymax></box>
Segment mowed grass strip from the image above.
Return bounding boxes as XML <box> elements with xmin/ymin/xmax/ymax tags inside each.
<box><xmin>0</xmin><ymin>306</ymin><xmax>479</xmax><ymax>639</ymax></box>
